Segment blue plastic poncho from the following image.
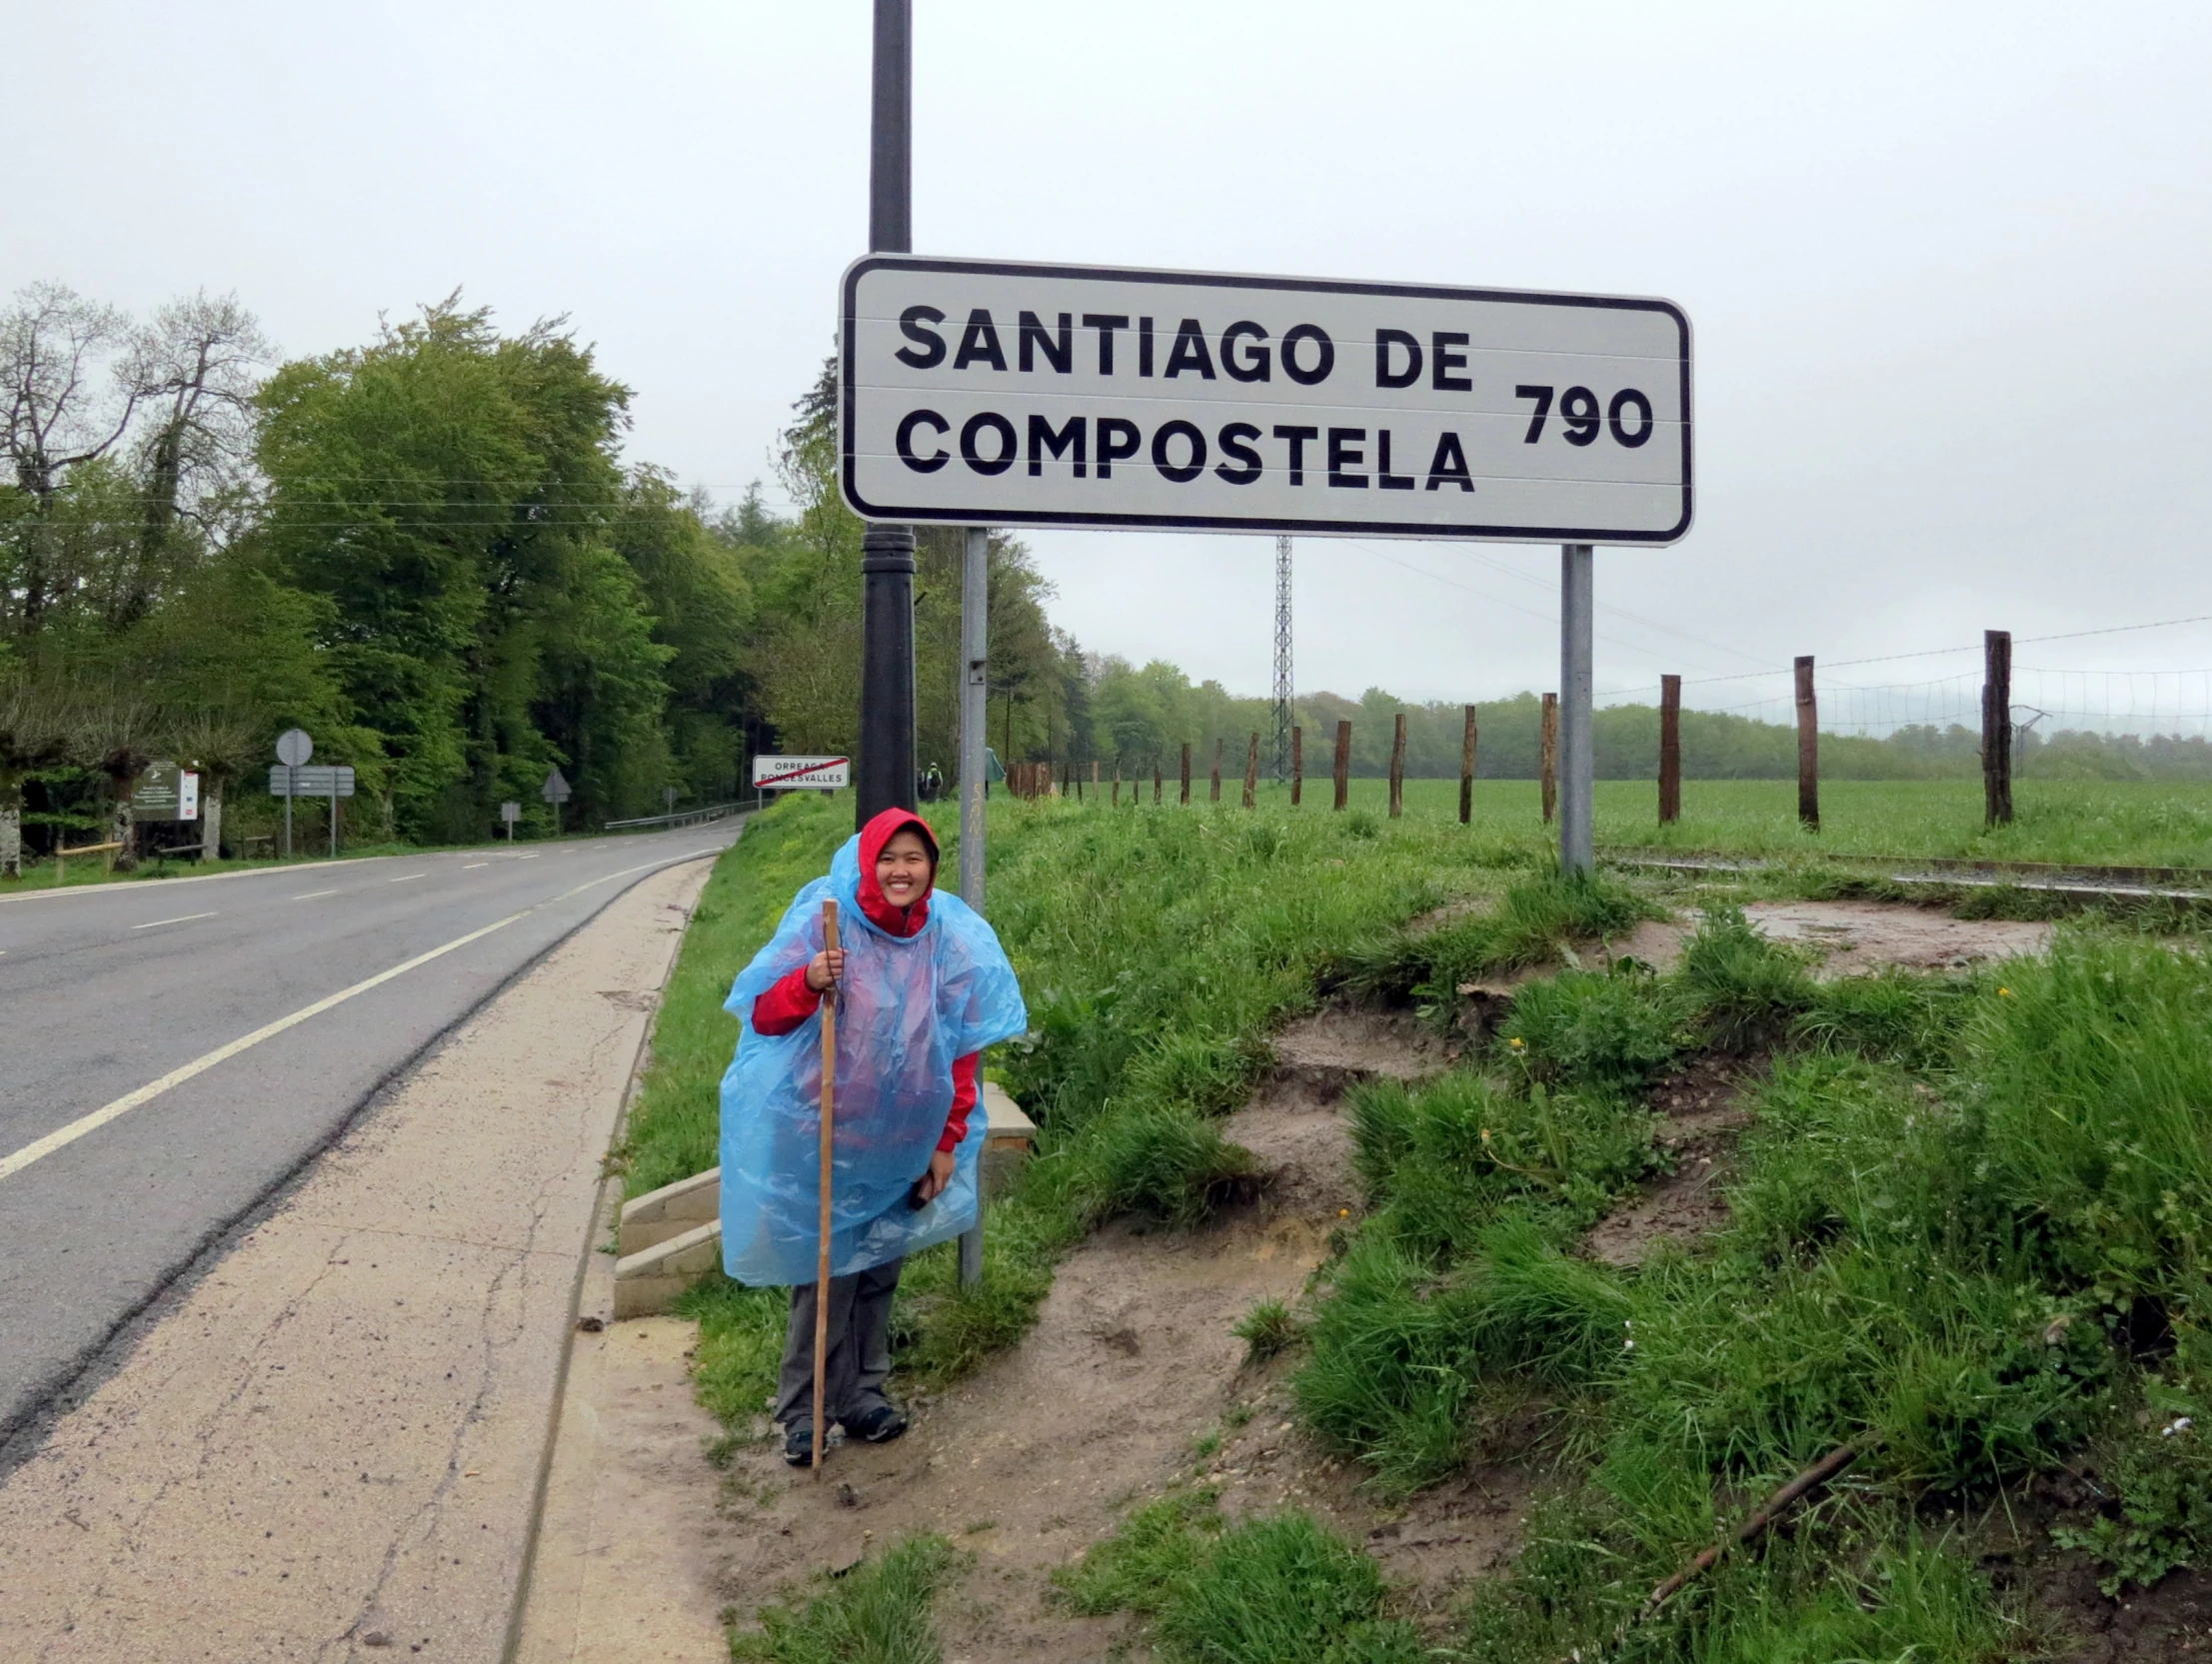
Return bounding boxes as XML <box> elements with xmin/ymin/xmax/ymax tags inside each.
<box><xmin>718</xmin><ymin>819</ymin><xmax>1028</xmax><ymax>1285</ymax></box>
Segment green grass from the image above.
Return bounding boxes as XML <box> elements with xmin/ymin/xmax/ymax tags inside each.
<box><xmin>1280</xmin><ymin>911</ymin><xmax>2212</xmax><ymax>1655</ymax></box>
<box><xmin>730</xmin><ymin>1531</ymin><xmax>966</xmax><ymax>1663</ymax></box>
<box><xmin>1289</xmin><ymin>775</ymin><xmax>2212</xmax><ymax>868</ymax></box>
<box><xmin>1056</xmin><ymin>1491</ymin><xmax>1423</xmax><ymax>1664</ymax></box>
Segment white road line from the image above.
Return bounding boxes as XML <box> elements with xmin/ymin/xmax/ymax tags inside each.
<box><xmin>132</xmin><ymin>912</ymin><xmax>218</xmax><ymax>930</ymax></box>
<box><xmin>291</xmin><ymin>889</ymin><xmax>339</xmax><ymax>900</ymax></box>
<box><xmin>462</xmin><ymin>862</ymin><xmax>489</xmax><ymax>869</ymax></box>
<box><xmin>0</xmin><ymin>911</ymin><xmax>529</xmax><ymax>1185</ymax></box>
<box><xmin>517</xmin><ymin>853</ymin><xmax>540</xmax><ymax>860</ymax></box>
<box><xmin>554</xmin><ymin>848</ymin><xmax>722</xmax><ymax>901</ymax></box>
<box><xmin>0</xmin><ymin>836</ymin><xmax>732</xmax><ymax>1186</ymax></box>
<box><xmin>388</xmin><ymin>873</ymin><xmax>428</xmax><ymax>883</ymax></box>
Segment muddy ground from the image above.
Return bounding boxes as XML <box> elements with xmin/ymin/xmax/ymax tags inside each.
<box><xmin>674</xmin><ymin>896</ymin><xmax>2150</xmax><ymax>1660</ymax></box>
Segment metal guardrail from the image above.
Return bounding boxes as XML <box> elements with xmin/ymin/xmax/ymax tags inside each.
<box><xmin>601</xmin><ymin>800</ymin><xmax>754</xmax><ymax>833</ymax></box>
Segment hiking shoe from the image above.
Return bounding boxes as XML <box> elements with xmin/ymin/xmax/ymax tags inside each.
<box><xmin>783</xmin><ymin>1422</ymin><xmax>817</xmax><ymax>1467</ymax></box>
<box><xmin>843</xmin><ymin>1402</ymin><xmax>909</xmax><ymax>1444</ymax></box>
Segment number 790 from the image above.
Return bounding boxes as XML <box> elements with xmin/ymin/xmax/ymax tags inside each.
<box><xmin>1513</xmin><ymin>385</ymin><xmax>1655</xmax><ymax>449</ymax></box>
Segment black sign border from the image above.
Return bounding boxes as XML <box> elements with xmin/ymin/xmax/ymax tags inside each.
<box><xmin>840</xmin><ymin>255</ymin><xmax>1691</xmax><ymax>545</ymax></box>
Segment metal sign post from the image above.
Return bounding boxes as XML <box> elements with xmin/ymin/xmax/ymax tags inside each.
<box><xmin>274</xmin><ymin>730</ymin><xmax>313</xmax><ymax>859</ymax></box>
<box><xmin>501</xmin><ymin>801</ymin><xmax>522</xmax><ymax>840</ymax></box>
<box><xmin>1559</xmin><ymin>545</ymin><xmax>1595</xmax><ymax>876</ymax></box>
<box><xmin>957</xmin><ymin>524</ymin><xmax>990</xmax><ymax>1290</ymax></box>
<box><xmin>541</xmin><ymin>767</ymin><xmax>572</xmax><ymax>833</ymax></box>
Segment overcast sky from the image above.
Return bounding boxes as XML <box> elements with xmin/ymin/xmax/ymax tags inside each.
<box><xmin>12</xmin><ymin>2</ymin><xmax>2211</xmax><ymax>730</ymax></box>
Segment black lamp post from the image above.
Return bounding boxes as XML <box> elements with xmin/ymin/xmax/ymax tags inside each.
<box><xmin>857</xmin><ymin>0</ymin><xmax>917</xmax><ymax>827</ymax></box>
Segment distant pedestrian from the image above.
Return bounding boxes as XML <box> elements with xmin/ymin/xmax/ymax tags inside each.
<box><xmin>718</xmin><ymin>809</ymin><xmax>1026</xmax><ymax>1465</ymax></box>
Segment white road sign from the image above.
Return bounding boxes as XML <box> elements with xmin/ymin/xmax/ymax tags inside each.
<box><xmin>268</xmin><ymin>765</ymin><xmax>356</xmax><ymax>797</ymax></box>
<box><xmin>841</xmin><ymin>256</ymin><xmax>1691</xmax><ymax>544</ymax></box>
<box><xmin>753</xmin><ymin>755</ymin><xmax>851</xmax><ymax>792</ymax></box>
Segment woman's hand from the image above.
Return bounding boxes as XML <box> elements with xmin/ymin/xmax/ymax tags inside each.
<box><xmin>914</xmin><ymin>1147</ymin><xmax>957</xmax><ymax>1204</ymax></box>
<box><xmin>804</xmin><ymin>947</ymin><xmax>846</xmax><ymax>992</ymax></box>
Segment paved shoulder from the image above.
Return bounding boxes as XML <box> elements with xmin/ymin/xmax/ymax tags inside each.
<box><xmin>0</xmin><ymin>855</ymin><xmax>715</xmax><ymax>1663</ymax></box>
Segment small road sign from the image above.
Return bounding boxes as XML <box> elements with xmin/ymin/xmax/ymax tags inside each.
<box><xmin>841</xmin><ymin>256</ymin><xmax>1691</xmax><ymax>544</ymax></box>
<box><xmin>267</xmin><ymin>766</ymin><xmax>356</xmax><ymax>797</ymax></box>
<box><xmin>541</xmin><ymin>768</ymin><xmax>572</xmax><ymax>806</ymax></box>
<box><xmin>752</xmin><ymin>755</ymin><xmax>851</xmax><ymax>792</ymax></box>
<box><xmin>275</xmin><ymin>729</ymin><xmax>313</xmax><ymax>767</ymax></box>
<box><xmin>500</xmin><ymin>802</ymin><xmax>522</xmax><ymax>824</ymax></box>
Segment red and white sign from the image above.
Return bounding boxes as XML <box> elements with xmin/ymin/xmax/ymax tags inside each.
<box><xmin>752</xmin><ymin>755</ymin><xmax>851</xmax><ymax>792</ymax></box>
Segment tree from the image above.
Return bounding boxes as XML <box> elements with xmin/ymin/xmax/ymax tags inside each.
<box><xmin>0</xmin><ymin>283</ymin><xmax>143</xmax><ymax>634</ymax></box>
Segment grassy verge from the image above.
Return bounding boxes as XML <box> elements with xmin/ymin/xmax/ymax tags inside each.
<box><xmin>675</xmin><ymin>794</ymin><xmax>1611</xmax><ymax>1434</ymax></box>
<box><xmin>1222</xmin><ymin>908</ymin><xmax>2211</xmax><ymax>1658</ymax></box>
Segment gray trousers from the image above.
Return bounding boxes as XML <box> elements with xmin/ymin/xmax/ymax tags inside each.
<box><xmin>775</xmin><ymin>1257</ymin><xmax>903</xmax><ymax>1429</ymax></box>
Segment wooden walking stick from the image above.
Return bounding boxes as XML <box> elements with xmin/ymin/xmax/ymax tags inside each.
<box><xmin>812</xmin><ymin>897</ymin><xmax>841</xmax><ymax>1476</ymax></box>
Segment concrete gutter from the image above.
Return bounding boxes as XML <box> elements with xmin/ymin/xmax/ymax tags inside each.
<box><xmin>0</xmin><ymin>854</ymin><xmax>716</xmax><ymax>1662</ymax></box>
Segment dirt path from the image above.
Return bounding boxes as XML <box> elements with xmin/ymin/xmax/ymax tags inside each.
<box><xmin>699</xmin><ymin>1004</ymin><xmax>1517</xmax><ymax>1659</ymax></box>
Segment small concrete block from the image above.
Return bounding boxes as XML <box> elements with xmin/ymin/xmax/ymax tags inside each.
<box><xmin>981</xmin><ymin>1082</ymin><xmax>1035</xmax><ymax>1149</ymax></box>
<box><xmin>611</xmin><ymin>1219</ymin><xmax>722</xmax><ymax>1318</ymax></box>
<box><xmin>618</xmin><ymin>1167</ymin><xmax>720</xmax><ymax>1256</ymax></box>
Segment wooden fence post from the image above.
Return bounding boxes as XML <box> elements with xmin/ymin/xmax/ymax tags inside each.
<box><xmin>1290</xmin><ymin>726</ymin><xmax>1302</xmax><ymax>806</ymax></box>
<box><xmin>1112</xmin><ymin>761</ymin><xmax>1121</xmax><ymax>808</ymax></box>
<box><xmin>1982</xmin><ymin>630</ymin><xmax>2013</xmax><ymax>827</ymax></box>
<box><xmin>1795</xmin><ymin>656</ymin><xmax>1819</xmax><ymax>831</ymax></box>
<box><xmin>1243</xmin><ymin>734</ymin><xmax>1258</xmax><ymax>808</ymax></box>
<box><xmin>1388</xmin><ymin>714</ymin><xmax>1406</xmax><ymax>819</ymax></box>
<box><xmin>1459</xmin><ymin>706</ymin><xmax>1477</xmax><ymax>825</ymax></box>
<box><xmin>1540</xmin><ymin>693</ymin><xmax>1559</xmax><ymax>823</ymax></box>
<box><xmin>1210</xmin><ymin>739</ymin><xmax>1222</xmax><ymax>803</ymax></box>
<box><xmin>1180</xmin><ymin>742</ymin><xmax>1191</xmax><ymax>805</ymax></box>
<box><xmin>1154</xmin><ymin>761</ymin><xmax>1162</xmax><ymax>805</ymax></box>
<box><xmin>1658</xmin><ymin>674</ymin><xmax>1682</xmax><ymax>825</ymax></box>
<box><xmin>1332</xmin><ymin>721</ymin><xmax>1351</xmax><ymax>811</ymax></box>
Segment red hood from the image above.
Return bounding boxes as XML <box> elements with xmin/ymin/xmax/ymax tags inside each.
<box><xmin>856</xmin><ymin>807</ymin><xmax>938</xmax><ymax>938</ymax></box>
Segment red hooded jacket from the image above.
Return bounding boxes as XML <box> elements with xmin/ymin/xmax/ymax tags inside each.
<box><xmin>750</xmin><ymin>809</ymin><xmax>979</xmax><ymax>1153</ymax></box>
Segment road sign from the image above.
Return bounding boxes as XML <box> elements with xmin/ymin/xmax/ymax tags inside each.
<box><xmin>132</xmin><ymin>761</ymin><xmax>187</xmax><ymax>821</ymax></box>
<box><xmin>752</xmin><ymin>755</ymin><xmax>851</xmax><ymax>792</ymax></box>
<box><xmin>275</xmin><ymin>728</ymin><xmax>313</xmax><ymax>767</ymax></box>
<box><xmin>840</xmin><ymin>256</ymin><xmax>1691</xmax><ymax>545</ymax></box>
<box><xmin>268</xmin><ymin>766</ymin><xmax>356</xmax><ymax>797</ymax></box>
<box><xmin>500</xmin><ymin>802</ymin><xmax>522</xmax><ymax>824</ymax></box>
<box><xmin>541</xmin><ymin>768</ymin><xmax>572</xmax><ymax>805</ymax></box>
<box><xmin>178</xmin><ymin>771</ymin><xmax>199</xmax><ymax>823</ymax></box>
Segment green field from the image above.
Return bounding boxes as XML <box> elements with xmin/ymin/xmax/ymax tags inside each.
<box><xmin>1135</xmin><ymin>777</ymin><xmax>2212</xmax><ymax>869</ymax></box>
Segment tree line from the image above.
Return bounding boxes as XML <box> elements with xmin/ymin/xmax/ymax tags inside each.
<box><xmin>5</xmin><ymin>282</ymin><xmax>2196</xmax><ymax>880</ymax></box>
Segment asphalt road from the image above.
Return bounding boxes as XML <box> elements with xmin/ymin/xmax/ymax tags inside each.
<box><xmin>0</xmin><ymin>822</ymin><xmax>741</xmax><ymax>1449</ymax></box>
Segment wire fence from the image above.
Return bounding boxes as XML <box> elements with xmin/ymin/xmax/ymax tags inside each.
<box><xmin>1643</xmin><ymin>668</ymin><xmax>2212</xmax><ymax>741</ymax></box>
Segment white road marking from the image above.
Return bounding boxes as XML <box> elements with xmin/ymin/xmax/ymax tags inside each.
<box><xmin>291</xmin><ymin>889</ymin><xmax>339</xmax><ymax>900</ymax></box>
<box><xmin>132</xmin><ymin>912</ymin><xmax>218</xmax><ymax>930</ymax></box>
<box><xmin>517</xmin><ymin>853</ymin><xmax>540</xmax><ymax>860</ymax></box>
<box><xmin>0</xmin><ymin>911</ymin><xmax>529</xmax><ymax>1185</ymax></box>
<box><xmin>462</xmin><ymin>862</ymin><xmax>489</xmax><ymax>869</ymax></box>
<box><xmin>0</xmin><ymin>836</ymin><xmax>733</xmax><ymax>1185</ymax></box>
<box><xmin>388</xmin><ymin>873</ymin><xmax>428</xmax><ymax>883</ymax></box>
